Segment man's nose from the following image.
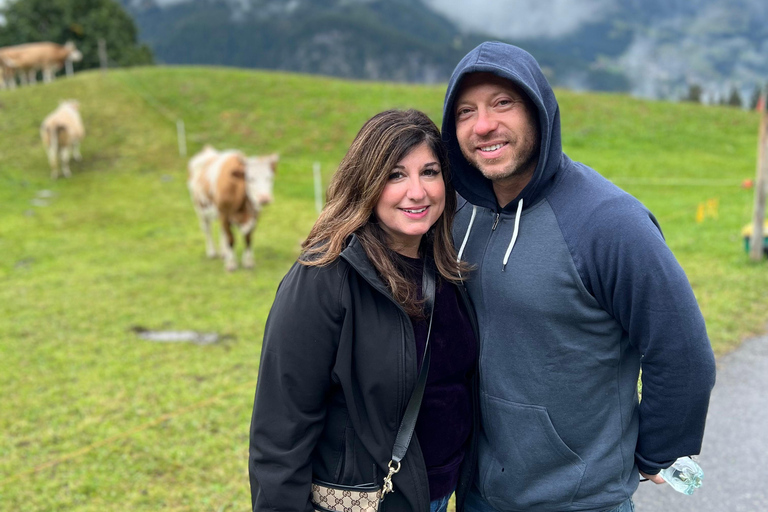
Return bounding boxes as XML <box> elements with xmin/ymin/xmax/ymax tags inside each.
<box><xmin>474</xmin><ymin>109</ymin><xmax>497</xmax><ymax>136</ymax></box>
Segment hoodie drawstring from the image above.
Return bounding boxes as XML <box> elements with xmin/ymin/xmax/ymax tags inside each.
<box><xmin>457</xmin><ymin>205</ymin><xmax>477</xmax><ymax>263</ymax></box>
<box><xmin>457</xmin><ymin>200</ymin><xmax>523</xmax><ymax>272</ymax></box>
<box><xmin>502</xmin><ymin>198</ymin><xmax>523</xmax><ymax>271</ymax></box>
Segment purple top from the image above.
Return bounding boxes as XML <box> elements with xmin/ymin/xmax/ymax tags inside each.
<box><xmin>398</xmin><ymin>254</ymin><xmax>477</xmax><ymax>501</ymax></box>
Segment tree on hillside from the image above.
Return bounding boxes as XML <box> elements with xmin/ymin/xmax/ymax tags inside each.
<box><xmin>749</xmin><ymin>85</ymin><xmax>761</xmax><ymax>110</ymax></box>
<box><xmin>727</xmin><ymin>86</ymin><xmax>742</xmax><ymax>108</ymax></box>
<box><xmin>0</xmin><ymin>0</ymin><xmax>153</xmax><ymax>70</ymax></box>
<box><xmin>684</xmin><ymin>83</ymin><xmax>702</xmax><ymax>103</ymax></box>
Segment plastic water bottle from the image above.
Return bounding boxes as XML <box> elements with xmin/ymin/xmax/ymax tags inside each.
<box><xmin>659</xmin><ymin>457</ymin><xmax>704</xmax><ymax>495</ymax></box>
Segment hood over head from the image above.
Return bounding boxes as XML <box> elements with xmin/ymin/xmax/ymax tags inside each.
<box><xmin>442</xmin><ymin>42</ymin><xmax>563</xmax><ymax>212</ymax></box>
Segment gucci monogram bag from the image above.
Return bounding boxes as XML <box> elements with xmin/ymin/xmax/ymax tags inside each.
<box><xmin>311</xmin><ymin>480</ymin><xmax>383</xmax><ymax>512</ymax></box>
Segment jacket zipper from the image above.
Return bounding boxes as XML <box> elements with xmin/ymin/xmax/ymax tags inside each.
<box><xmin>491</xmin><ymin>212</ymin><xmax>500</xmax><ymax>231</ymax></box>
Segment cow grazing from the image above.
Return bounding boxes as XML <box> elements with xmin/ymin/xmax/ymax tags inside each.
<box><xmin>40</xmin><ymin>100</ymin><xmax>85</xmax><ymax>179</ymax></box>
<box><xmin>0</xmin><ymin>41</ymin><xmax>82</xmax><ymax>86</ymax></box>
<box><xmin>187</xmin><ymin>146</ymin><xmax>277</xmax><ymax>271</ymax></box>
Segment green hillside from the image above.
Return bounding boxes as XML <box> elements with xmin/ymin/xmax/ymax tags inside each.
<box><xmin>0</xmin><ymin>67</ymin><xmax>765</xmax><ymax>510</ymax></box>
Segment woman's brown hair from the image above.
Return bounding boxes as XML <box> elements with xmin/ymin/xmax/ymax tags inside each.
<box><xmin>302</xmin><ymin>109</ymin><xmax>470</xmax><ymax>315</ymax></box>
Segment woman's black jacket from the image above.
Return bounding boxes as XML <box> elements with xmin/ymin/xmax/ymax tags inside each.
<box><xmin>249</xmin><ymin>235</ymin><xmax>479</xmax><ymax>511</ymax></box>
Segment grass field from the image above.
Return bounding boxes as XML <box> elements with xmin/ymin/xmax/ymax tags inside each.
<box><xmin>1</xmin><ymin>66</ymin><xmax>766</xmax><ymax>511</ymax></box>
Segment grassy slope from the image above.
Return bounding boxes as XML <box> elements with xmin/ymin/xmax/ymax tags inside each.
<box><xmin>0</xmin><ymin>67</ymin><xmax>765</xmax><ymax>510</ymax></box>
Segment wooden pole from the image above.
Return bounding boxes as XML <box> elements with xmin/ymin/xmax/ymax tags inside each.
<box><xmin>176</xmin><ymin>119</ymin><xmax>187</xmax><ymax>157</ymax></box>
<box><xmin>98</xmin><ymin>39</ymin><xmax>108</xmax><ymax>73</ymax></box>
<box><xmin>750</xmin><ymin>91</ymin><xmax>768</xmax><ymax>260</ymax></box>
<box><xmin>313</xmin><ymin>162</ymin><xmax>323</xmax><ymax>214</ymax></box>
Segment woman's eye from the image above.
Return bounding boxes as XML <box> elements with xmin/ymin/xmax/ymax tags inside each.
<box><xmin>388</xmin><ymin>171</ymin><xmax>404</xmax><ymax>180</ymax></box>
<box><xmin>423</xmin><ymin>168</ymin><xmax>440</xmax><ymax>177</ymax></box>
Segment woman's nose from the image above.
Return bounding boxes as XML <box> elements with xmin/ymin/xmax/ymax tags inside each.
<box><xmin>406</xmin><ymin>176</ymin><xmax>427</xmax><ymax>200</ymax></box>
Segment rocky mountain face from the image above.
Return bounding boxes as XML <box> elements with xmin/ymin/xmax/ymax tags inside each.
<box><xmin>120</xmin><ymin>0</ymin><xmax>768</xmax><ymax>102</ymax></box>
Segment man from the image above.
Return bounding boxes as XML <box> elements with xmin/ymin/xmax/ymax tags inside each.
<box><xmin>442</xmin><ymin>42</ymin><xmax>716</xmax><ymax>512</ymax></box>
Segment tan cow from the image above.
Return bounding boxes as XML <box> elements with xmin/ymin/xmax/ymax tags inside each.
<box><xmin>188</xmin><ymin>146</ymin><xmax>277</xmax><ymax>271</ymax></box>
<box><xmin>40</xmin><ymin>100</ymin><xmax>85</xmax><ymax>179</ymax></box>
<box><xmin>0</xmin><ymin>41</ymin><xmax>82</xmax><ymax>85</ymax></box>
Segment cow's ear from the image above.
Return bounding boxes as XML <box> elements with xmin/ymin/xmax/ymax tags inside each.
<box><xmin>231</xmin><ymin>169</ymin><xmax>246</xmax><ymax>179</ymax></box>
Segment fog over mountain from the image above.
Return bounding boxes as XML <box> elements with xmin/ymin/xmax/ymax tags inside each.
<box><xmin>423</xmin><ymin>0</ymin><xmax>616</xmax><ymax>39</ymax></box>
<box><xmin>426</xmin><ymin>0</ymin><xmax>768</xmax><ymax>101</ymax></box>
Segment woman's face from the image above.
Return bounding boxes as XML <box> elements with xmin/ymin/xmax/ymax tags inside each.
<box><xmin>374</xmin><ymin>142</ymin><xmax>446</xmax><ymax>258</ymax></box>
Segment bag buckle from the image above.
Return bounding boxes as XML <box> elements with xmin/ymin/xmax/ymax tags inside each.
<box><xmin>382</xmin><ymin>460</ymin><xmax>401</xmax><ymax>495</ymax></box>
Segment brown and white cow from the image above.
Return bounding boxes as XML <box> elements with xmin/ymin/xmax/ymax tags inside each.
<box><xmin>187</xmin><ymin>146</ymin><xmax>277</xmax><ymax>271</ymax></box>
<box><xmin>0</xmin><ymin>41</ymin><xmax>82</xmax><ymax>85</ymax></box>
<box><xmin>40</xmin><ymin>100</ymin><xmax>85</xmax><ymax>179</ymax></box>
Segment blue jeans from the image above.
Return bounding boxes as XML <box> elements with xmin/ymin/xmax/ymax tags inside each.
<box><xmin>464</xmin><ymin>486</ymin><xmax>634</xmax><ymax>512</ymax></box>
<box><xmin>430</xmin><ymin>492</ymin><xmax>453</xmax><ymax>512</ymax></box>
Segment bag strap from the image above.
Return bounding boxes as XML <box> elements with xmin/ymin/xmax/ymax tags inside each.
<box><xmin>382</xmin><ymin>261</ymin><xmax>436</xmax><ymax>496</ymax></box>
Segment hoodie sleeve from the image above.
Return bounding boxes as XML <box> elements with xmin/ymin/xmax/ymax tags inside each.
<box><xmin>580</xmin><ymin>196</ymin><xmax>716</xmax><ymax>474</ymax></box>
<box><xmin>249</xmin><ymin>261</ymin><xmax>346</xmax><ymax>511</ymax></box>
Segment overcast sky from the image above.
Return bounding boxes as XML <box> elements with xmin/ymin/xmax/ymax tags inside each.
<box><xmin>423</xmin><ymin>0</ymin><xmax>614</xmax><ymax>39</ymax></box>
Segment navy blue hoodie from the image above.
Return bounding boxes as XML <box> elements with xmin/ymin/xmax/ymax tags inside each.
<box><xmin>442</xmin><ymin>42</ymin><xmax>716</xmax><ymax>511</ymax></box>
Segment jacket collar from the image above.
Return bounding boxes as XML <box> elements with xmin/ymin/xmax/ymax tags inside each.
<box><xmin>339</xmin><ymin>234</ymin><xmax>392</xmax><ymax>298</ymax></box>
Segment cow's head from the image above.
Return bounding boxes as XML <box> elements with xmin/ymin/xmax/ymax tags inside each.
<box><xmin>64</xmin><ymin>42</ymin><xmax>83</xmax><ymax>63</ymax></box>
<box><xmin>245</xmin><ymin>153</ymin><xmax>278</xmax><ymax>207</ymax></box>
<box><xmin>60</xmin><ymin>99</ymin><xmax>80</xmax><ymax>111</ymax></box>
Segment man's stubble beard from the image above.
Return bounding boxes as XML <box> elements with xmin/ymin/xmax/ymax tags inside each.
<box><xmin>471</xmin><ymin>135</ymin><xmax>540</xmax><ymax>183</ymax></box>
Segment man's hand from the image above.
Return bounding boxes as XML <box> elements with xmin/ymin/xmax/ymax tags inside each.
<box><xmin>641</xmin><ymin>471</ymin><xmax>666</xmax><ymax>484</ymax></box>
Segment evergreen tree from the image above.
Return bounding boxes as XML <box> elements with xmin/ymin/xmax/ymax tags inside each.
<box><xmin>684</xmin><ymin>84</ymin><xmax>702</xmax><ymax>103</ymax></box>
<box><xmin>749</xmin><ymin>85</ymin><xmax>761</xmax><ymax>110</ymax></box>
<box><xmin>727</xmin><ymin>86</ymin><xmax>742</xmax><ymax>108</ymax></box>
<box><xmin>0</xmin><ymin>0</ymin><xmax>153</xmax><ymax>70</ymax></box>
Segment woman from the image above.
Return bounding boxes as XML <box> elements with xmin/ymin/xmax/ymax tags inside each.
<box><xmin>249</xmin><ymin>110</ymin><xmax>478</xmax><ymax>512</ymax></box>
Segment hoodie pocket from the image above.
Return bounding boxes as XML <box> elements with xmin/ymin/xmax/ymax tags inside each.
<box><xmin>480</xmin><ymin>393</ymin><xmax>586</xmax><ymax>510</ymax></box>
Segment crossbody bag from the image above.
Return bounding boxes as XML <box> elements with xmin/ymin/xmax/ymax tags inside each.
<box><xmin>310</xmin><ymin>262</ymin><xmax>437</xmax><ymax>512</ymax></box>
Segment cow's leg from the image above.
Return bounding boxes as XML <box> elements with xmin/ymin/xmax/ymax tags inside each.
<box><xmin>27</xmin><ymin>69</ymin><xmax>36</xmax><ymax>84</ymax></box>
<box><xmin>46</xmin><ymin>131</ymin><xmax>59</xmax><ymax>179</ymax></box>
<box><xmin>240</xmin><ymin>218</ymin><xmax>257</xmax><ymax>268</ymax></box>
<box><xmin>196</xmin><ymin>207</ymin><xmax>217</xmax><ymax>258</ymax></box>
<box><xmin>60</xmin><ymin>146</ymin><xmax>72</xmax><ymax>178</ymax></box>
<box><xmin>220</xmin><ymin>217</ymin><xmax>237</xmax><ymax>271</ymax></box>
<box><xmin>73</xmin><ymin>142</ymin><xmax>82</xmax><ymax>162</ymax></box>
<box><xmin>5</xmin><ymin>71</ymin><xmax>17</xmax><ymax>90</ymax></box>
<box><xmin>17</xmin><ymin>71</ymin><xmax>27</xmax><ymax>86</ymax></box>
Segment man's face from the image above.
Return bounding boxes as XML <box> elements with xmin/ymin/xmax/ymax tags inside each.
<box><xmin>454</xmin><ymin>72</ymin><xmax>540</xmax><ymax>183</ymax></box>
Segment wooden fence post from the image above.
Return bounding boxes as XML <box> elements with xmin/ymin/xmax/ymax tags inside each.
<box><xmin>750</xmin><ymin>90</ymin><xmax>768</xmax><ymax>261</ymax></box>
<box><xmin>176</xmin><ymin>119</ymin><xmax>187</xmax><ymax>158</ymax></box>
<box><xmin>98</xmin><ymin>39</ymin><xmax>108</xmax><ymax>73</ymax></box>
<box><xmin>313</xmin><ymin>162</ymin><xmax>323</xmax><ymax>214</ymax></box>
